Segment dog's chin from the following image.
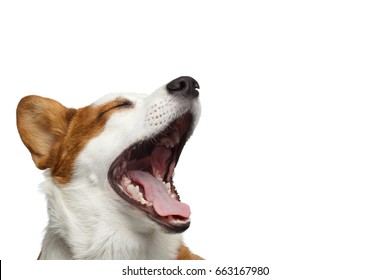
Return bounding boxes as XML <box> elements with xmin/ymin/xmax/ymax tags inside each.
<box><xmin>108</xmin><ymin>112</ymin><xmax>194</xmax><ymax>234</ymax></box>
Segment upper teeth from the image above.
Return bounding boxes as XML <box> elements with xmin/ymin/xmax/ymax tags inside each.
<box><xmin>159</xmin><ymin>129</ymin><xmax>180</xmax><ymax>148</ymax></box>
<box><xmin>159</xmin><ymin>137</ymin><xmax>175</xmax><ymax>148</ymax></box>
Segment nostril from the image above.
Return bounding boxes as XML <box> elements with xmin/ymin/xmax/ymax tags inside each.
<box><xmin>166</xmin><ymin>76</ymin><xmax>199</xmax><ymax>98</ymax></box>
<box><xmin>178</xmin><ymin>81</ymin><xmax>187</xmax><ymax>91</ymax></box>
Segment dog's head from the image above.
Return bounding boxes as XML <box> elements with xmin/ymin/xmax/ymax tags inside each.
<box><xmin>17</xmin><ymin>76</ymin><xmax>200</xmax><ymax>233</ymax></box>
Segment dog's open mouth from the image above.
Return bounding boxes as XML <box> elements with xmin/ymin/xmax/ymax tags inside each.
<box><xmin>108</xmin><ymin>112</ymin><xmax>194</xmax><ymax>233</ymax></box>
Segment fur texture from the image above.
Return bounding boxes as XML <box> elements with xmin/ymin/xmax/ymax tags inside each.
<box><xmin>17</xmin><ymin>79</ymin><xmax>203</xmax><ymax>260</ymax></box>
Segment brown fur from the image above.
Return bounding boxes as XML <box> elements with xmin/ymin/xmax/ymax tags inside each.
<box><xmin>17</xmin><ymin>96</ymin><xmax>131</xmax><ymax>184</ymax></box>
<box><xmin>177</xmin><ymin>244</ymin><xmax>204</xmax><ymax>260</ymax></box>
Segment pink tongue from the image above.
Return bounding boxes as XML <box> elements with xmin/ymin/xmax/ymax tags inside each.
<box><xmin>128</xmin><ymin>170</ymin><xmax>191</xmax><ymax>219</ymax></box>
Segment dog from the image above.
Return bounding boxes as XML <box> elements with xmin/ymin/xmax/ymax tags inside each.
<box><xmin>16</xmin><ymin>76</ymin><xmax>203</xmax><ymax>260</ymax></box>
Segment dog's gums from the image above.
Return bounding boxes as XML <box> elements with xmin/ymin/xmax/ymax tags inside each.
<box><xmin>108</xmin><ymin>112</ymin><xmax>193</xmax><ymax>233</ymax></box>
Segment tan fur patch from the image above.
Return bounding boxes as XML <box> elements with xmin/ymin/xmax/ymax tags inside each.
<box><xmin>176</xmin><ymin>244</ymin><xmax>204</xmax><ymax>260</ymax></box>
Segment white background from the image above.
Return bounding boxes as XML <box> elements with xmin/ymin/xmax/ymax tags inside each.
<box><xmin>1</xmin><ymin>0</ymin><xmax>390</xmax><ymax>279</ymax></box>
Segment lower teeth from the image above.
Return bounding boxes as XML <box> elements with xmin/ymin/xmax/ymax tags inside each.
<box><xmin>121</xmin><ymin>176</ymin><xmax>173</xmax><ymax>206</ymax></box>
<box><xmin>122</xmin><ymin>177</ymin><xmax>151</xmax><ymax>206</ymax></box>
<box><xmin>126</xmin><ymin>184</ymin><xmax>150</xmax><ymax>205</ymax></box>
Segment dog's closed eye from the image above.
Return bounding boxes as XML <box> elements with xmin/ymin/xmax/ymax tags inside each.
<box><xmin>112</xmin><ymin>99</ymin><xmax>133</xmax><ymax>109</ymax></box>
<box><xmin>97</xmin><ymin>99</ymin><xmax>133</xmax><ymax>121</ymax></box>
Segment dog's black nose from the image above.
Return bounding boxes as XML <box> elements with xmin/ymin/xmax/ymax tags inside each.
<box><xmin>166</xmin><ymin>76</ymin><xmax>199</xmax><ymax>98</ymax></box>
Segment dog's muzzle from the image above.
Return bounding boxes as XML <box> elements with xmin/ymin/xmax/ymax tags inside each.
<box><xmin>108</xmin><ymin>76</ymin><xmax>200</xmax><ymax>233</ymax></box>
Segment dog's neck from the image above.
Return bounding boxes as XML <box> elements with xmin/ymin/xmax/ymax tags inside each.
<box><xmin>39</xmin><ymin>176</ymin><xmax>183</xmax><ymax>260</ymax></box>
<box><xmin>41</xmin><ymin>226</ymin><xmax>183</xmax><ymax>259</ymax></box>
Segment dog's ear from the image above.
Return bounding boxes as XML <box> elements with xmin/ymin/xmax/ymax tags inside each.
<box><xmin>16</xmin><ymin>95</ymin><xmax>76</xmax><ymax>169</ymax></box>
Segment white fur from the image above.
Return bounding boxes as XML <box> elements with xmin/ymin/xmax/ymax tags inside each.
<box><xmin>39</xmin><ymin>85</ymin><xmax>200</xmax><ymax>259</ymax></box>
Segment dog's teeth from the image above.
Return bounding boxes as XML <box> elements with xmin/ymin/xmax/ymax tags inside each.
<box><xmin>172</xmin><ymin>131</ymin><xmax>180</xmax><ymax>145</ymax></box>
<box><xmin>126</xmin><ymin>185</ymin><xmax>135</xmax><ymax>195</ymax></box>
<box><xmin>165</xmin><ymin>182</ymin><xmax>171</xmax><ymax>193</ymax></box>
<box><xmin>125</xmin><ymin>181</ymin><xmax>152</xmax><ymax>206</ymax></box>
<box><xmin>123</xmin><ymin>177</ymin><xmax>131</xmax><ymax>186</ymax></box>
<box><xmin>166</xmin><ymin>140</ymin><xmax>174</xmax><ymax>148</ymax></box>
<box><xmin>160</xmin><ymin>137</ymin><xmax>174</xmax><ymax>148</ymax></box>
<box><xmin>140</xmin><ymin>197</ymin><xmax>146</xmax><ymax>204</ymax></box>
<box><xmin>126</xmin><ymin>183</ymin><xmax>140</xmax><ymax>198</ymax></box>
<box><xmin>159</xmin><ymin>137</ymin><xmax>167</xmax><ymax>146</ymax></box>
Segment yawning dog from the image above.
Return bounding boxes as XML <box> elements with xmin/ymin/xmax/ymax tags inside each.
<box><xmin>16</xmin><ymin>76</ymin><xmax>203</xmax><ymax>260</ymax></box>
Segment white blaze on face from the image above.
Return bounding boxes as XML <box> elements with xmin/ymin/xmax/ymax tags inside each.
<box><xmin>68</xmin><ymin>77</ymin><xmax>201</xmax><ymax>233</ymax></box>
<box><xmin>75</xmin><ymin>84</ymin><xmax>200</xmax><ymax>205</ymax></box>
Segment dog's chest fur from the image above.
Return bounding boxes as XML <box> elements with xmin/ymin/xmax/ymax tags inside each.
<box><xmin>39</xmin><ymin>176</ymin><xmax>183</xmax><ymax>260</ymax></box>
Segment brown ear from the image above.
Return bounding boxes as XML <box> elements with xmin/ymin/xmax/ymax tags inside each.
<box><xmin>16</xmin><ymin>95</ymin><xmax>75</xmax><ymax>169</ymax></box>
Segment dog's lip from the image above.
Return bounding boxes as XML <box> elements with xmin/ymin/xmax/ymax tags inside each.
<box><xmin>109</xmin><ymin>179</ymin><xmax>191</xmax><ymax>233</ymax></box>
<box><xmin>148</xmin><ymin>214</ymin><xmax>191</xmax><ymax>233</ymax></box>
<box><xmin>107</xmin><ymin>111</ymin><xmax>194</xmax><ymax>231</ymax></box>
